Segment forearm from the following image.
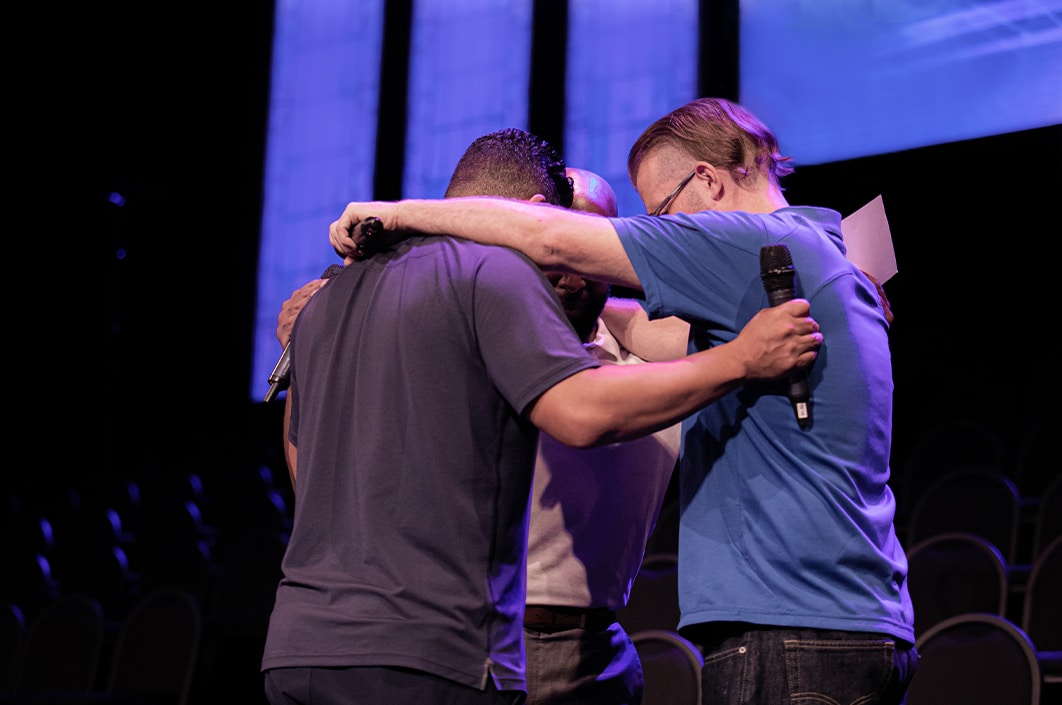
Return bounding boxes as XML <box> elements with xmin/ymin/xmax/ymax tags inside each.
<box><xmin>283</xmin><ymin>393</ymin><xmax>297</xmax><ymax>490</ymax></box>
<box><xmin>378</xmin><ymin>197</ymin><xmax>641</xmax><ymax>289</ymax></box>
<box><xmin>529</xmin><ymin>343</ymin><xmax>748</xmax><ymax>448</ymax></box>
<box><xmin>533</xmin><ymin>299</ymin><xmax>821</xmax><ymax>446</ymax></box>
<box><xmin>601</xmin><ymin>298</ymin><xmax>690</xmax><ymax>361</ymax></box>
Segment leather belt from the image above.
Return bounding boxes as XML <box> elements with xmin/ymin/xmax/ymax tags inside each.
<box><xmin>524</xmin><ymin>605</ymin><xmax>617</xmax><ymax>631</ymax></box>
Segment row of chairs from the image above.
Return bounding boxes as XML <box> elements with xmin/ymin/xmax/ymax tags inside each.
<box><xmin>893</xmin><ymin>415</ymin><xmax>1057</xmax><ymax>527</ymax></box>
<box><xmin>5</xmin><ymin>472</ymin><xmax>291</xmax><ymax>625</ymax></box>
<box><xmin>618</xmin><ymin>535</ymin><xmax>1061</xmax><ymax>697</ymax></box>
<box><xmin>1</xmin><ymin>588</ymin><xmax>201</xmax><ymax>705</ymax></box>
<box><xmin>625</xmin><ymin>471</ymin><xmax>1060</xmax><ymax>632</ymax></box>
<box><xmin>632</xmin><ymin>614</ymin><xmax>1053</xmax><ymax>705</ymax></box>
<box><xmin>907</xmin><ymin>532</ymin><xmax>1061</xmax><ymax>652</ymax></box>
<box><xmin>902</xmin><ymin>468</ymin><xmax>1059</xmax><ymax>566</ymax></box>
<box><xmin>1</xmin><ymin>527</ymin><xmax>288</xmax><ymax>705</ymax></box>
<box><xmin>907</xmin><ymin>612</ymin><xmax>1048</xmax><ymax>705</ymax></box>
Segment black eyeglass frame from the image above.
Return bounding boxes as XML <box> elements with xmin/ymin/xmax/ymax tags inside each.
<box><xmin>648</xmin><ymin>168</ymin><xmax>697</xmax><ymax>216</ymax></box>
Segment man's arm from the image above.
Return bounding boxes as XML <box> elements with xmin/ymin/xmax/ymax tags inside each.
<box><xmin>330</xmin><ymin>197</ymin><xmax>642</xmax><ymax>290</ymax></box>
<box><xmin>277</xmin><ymin>277</ymin><xmax>329</xmax><ymax>347</ymax></box>
<box><xmin>283</xmin><ymin>392</ymin><xmax>297</xmax><ymax>490</ymax></box>
<box><xmin>860</xmin><ymin>270</ymin><xmax>894</xmax><ymax>325</ymax></box>
<box><xmin>276</xmin><ymin>276</ymin><xmax>340</xmax><ymax>491</ymax></box>
<box><xmin>529</xmin><ymin>299</ymin><xmax>820</xmax><ymax>447</ymax></box>
<box><xmin>601</xmin><ymin>298</ymin><xmax>690</xmax><ymax>362</ymax></box>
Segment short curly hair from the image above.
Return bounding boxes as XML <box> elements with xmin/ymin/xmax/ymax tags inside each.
<box><xmin>446</xmin><ymin>128</ymin><xmax>574</xmax><ymax>207</ymax></box>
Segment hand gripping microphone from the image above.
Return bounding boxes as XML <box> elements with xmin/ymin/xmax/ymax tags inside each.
<box><xmin>759</xmin><ymin>244</ymin><xmax>811</xmax><ymax>429</ymax></box>
<box><xmin>263</xmin><ymin>263</ymin><xmax>345</xmax><ymax>403</ymax></box>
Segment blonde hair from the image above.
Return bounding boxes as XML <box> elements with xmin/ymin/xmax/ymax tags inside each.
<box><xmin>628</xmin><ymin>98</ymin><xmax>793</xmax><ymax>187</ymax></box>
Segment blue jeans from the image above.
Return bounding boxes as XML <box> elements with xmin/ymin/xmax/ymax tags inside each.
<box><xmin>685</xmin><ymin>623</ymin><xmax>918</xmax><ymax>705</ymax></box>
<box><xmin>524</xmin><ymin>622</ymin><xmax>643</xmax><ymax>705</ymax></box>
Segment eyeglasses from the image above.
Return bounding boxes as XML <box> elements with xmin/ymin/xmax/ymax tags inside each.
<box><xmin>649</xmin><ymin>168</ymin><xmax>697</xmax><ymax>216</ymax></box>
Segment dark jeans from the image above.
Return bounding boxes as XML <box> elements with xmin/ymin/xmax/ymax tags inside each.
<box><xmin>265</xmin><ymin>665</ymin><xmax>526</xmax><ymax>705</ymax></box>
<box><xmin>684</xmin><ymin>622</ymin><xmax>918</xmax><ymax>705</ymax></box>
<box><xmin>524</xmin><ymin>621</ymin><xmax>643</xmax><ymax>705</ymax></box>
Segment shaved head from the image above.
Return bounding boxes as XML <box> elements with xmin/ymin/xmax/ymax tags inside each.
<box><xmin>567</xmin><ymin>168</ymin><xmax>618</xmax><ymax>218</ymax></box>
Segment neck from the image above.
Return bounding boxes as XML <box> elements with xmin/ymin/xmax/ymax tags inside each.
<box><xmin>728</xmin><ymin>184</ymin><xmax>789</xmax><ymax>213</ymax></box>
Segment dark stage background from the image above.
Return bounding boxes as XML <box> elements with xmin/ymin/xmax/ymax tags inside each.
<box><xmin>23</xmin><ymin>3</ymin><xmax>1059</xmax><ymax>493</ymax></box>
<box><xmin>9</xmin><ymin>3</ymin><xmax>1060</xmax><ymax>704</ymax></box>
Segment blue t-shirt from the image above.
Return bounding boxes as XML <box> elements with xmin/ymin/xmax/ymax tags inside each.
<box><xmin>262</xmin><ymin>236</ymin><xmax>600</xmax><ymax>691</ymax></box>
<box><xmin>611</xmin><ymin>206</ymin><xmax>914</xmax><ymax>643</ymax></box>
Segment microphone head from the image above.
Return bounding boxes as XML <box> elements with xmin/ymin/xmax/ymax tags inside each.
<box><xmin>760</xmin><ymin>244</ymin><xmax>795</xmax><ymax>292</ymax></box>
<box><xmin>321</xmin><ymin>264</ymin><xmax>345</xmax><ymax>279</ymax></box>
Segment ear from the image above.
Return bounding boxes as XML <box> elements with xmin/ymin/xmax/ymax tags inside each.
<box><xmin>528</xmin><ymin>193</ymin><xmax>548</xmax><ymax>203</ymax></box>
<box><xmin>696</xmin><ymin>162</ymin><xmax>723</xmax><ymax>201</ymax></box>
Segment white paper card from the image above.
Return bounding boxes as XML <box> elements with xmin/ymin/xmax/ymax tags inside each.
<box><xmin>840</xmin><ymin>195</ymin><xmax>898</xmax><ymax>282</ymax></box>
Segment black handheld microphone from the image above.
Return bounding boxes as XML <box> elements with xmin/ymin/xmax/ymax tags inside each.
<box><xmin>263</xmin><ymin>263</ymin><xmax>345</xmax><ymax>403</ymax></box>
<box><xmin>759</xmin><ymin>244</ymin><xmax>811</xmax><ymax>429</ymax></box>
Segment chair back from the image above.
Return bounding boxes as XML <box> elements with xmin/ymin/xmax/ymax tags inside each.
<box><xmin>197</xmin><ymin>529</ymin><xmax>286</xmax><ymax>701</ymax></box>
<box><xmin>106</xmin><ymin>586</ymin><xmax>203</xmax><ymax>705</ymax></box>
<box><xmin>1022</xmin><ymin>534</ymin><xmax>1062</xmax><ymax>686</ymax></box>
<box><xmin>16</xmin><ymin>594</ymin><xmax>105</xmax><ymax>695</ymax></box>
<box><xmin>895</xmin><ymin>419</ymin><xmax>1005</xmax><ymax>520</ymax></box>
<box><xmin>631</xmin><ymin>629</ymin><xmax>703</xmax><ymax>705</ymax></box>
<box><xmin>1031</xmin><ymin>475</ymin><xmax>1062</xmax><ymax>562</ymax></box>
<box><xmin>906</xmin><ymin>531</ymin><xmax>1009</xmax><ymax>638</ymax></box>
<box><xmin>907</xmin><ymin>468</ymin><xmax>1021</xmax><ymax>564</ymax></box>
<box><xmin>1011</xmin><ymin>414</ymin><xmax>1059</xmax><ymax>500</ymax></box>
<box><xmin>0</xmin><ymin>601</ymin><xmax>25</xmax><ymax>694</ymax></box>
<box><xmin>617</xmin><ymin>553</ymin><xmax>680</xmax><ymax>634</ymax></box>
<box><xmin>907</xmin><ymin>612</ymin><xmax>1041</xmax><ymax>705</ymax></box>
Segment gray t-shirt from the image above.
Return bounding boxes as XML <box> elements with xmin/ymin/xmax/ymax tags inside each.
<box><xmin>262</xmin><ymin>236</ymin><xmax>599</xmax><ymax>692</ymax></box>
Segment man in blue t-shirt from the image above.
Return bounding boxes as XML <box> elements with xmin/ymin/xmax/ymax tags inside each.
<box><xmin>329</xmin><ymin>98</ymin><xmax>917</xmax><ymax>705</ymax></box>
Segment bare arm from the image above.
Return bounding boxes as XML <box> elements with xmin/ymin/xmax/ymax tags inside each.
<box><xmin>601</xmin><ymin>297</ymin><xmax>690</xmax><ymax>361</ymax></box>
<box><xmin>277</xmin><ymin>278</ymin><xmax>329</xmax><ymax>347</ymax></box>
<box><xmin>529</xmin><ymin>299</ymin><xmax>820</xmax><ymax>447</ymax></box>
<box><xmin>276</xmin><ymin>278</ymin><xmax>330</xmax><ymax>492</ymax></box>
<box><xmin>861</xmin><ymin>270</ymin><xmax>894</xmax><ymax>325</ymax></box>
<box><xmin>283</xmin><ymin>392</ymin><xmax>297</xmax><ymax>490</ymax></box>
<box><xmin>329</xmin><ymin>197</ymin><xmax>643</xmax><ymax>290</ymax></box>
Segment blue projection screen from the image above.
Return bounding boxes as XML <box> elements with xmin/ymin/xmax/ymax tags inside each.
<box><xmin>741</xmin><ymin>0</ymin><xmax>1062</xmax><ymax>167</ymax></box>
<box><xmin>252</xmin><ymin>0</ymin><xmax>1061</xmax><ymax>400</ymax></box>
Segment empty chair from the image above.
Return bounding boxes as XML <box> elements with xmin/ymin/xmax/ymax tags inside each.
<box><xmin>204</xmin><ymin>529</ymin><xmax>286</xmax><ymax>640</ymax></box>
<box><xmin>0</xmin><ymin>552</ymin><xmax>58</xmax><ymax>626</ymax></box>
<box><xmin>195</xmin><ymin>529</ymin><xmax>286</xmax><ymax>703</ymax></box>
<box><xmin>138</xmin><ymin>498</ymin><xmax>215</xmax><ymax>552</ymax></box>
<box><xmin>617</xmin><ymin>553</ymin><xmax>680</xmax><ymax>635</ymax></box>
<box><xmin>906</xmin><ymin>531</ymin><xmax>1009</xmax><ymax>639</ymax></box>
<box><xmin>895</xmin><ymin>418</ymin><xmax>1006</xmax><ymax>519</ymax></box>
<box><xmin>1031</xmin><ymin>474</ymin><xmax>1062</xmax><ymax>564</ymax></box>
<box><xmin>906</xmin><ymin>468</ymin><xmax>1022</xmax><ymax>565</ymax></box>
<box><xmin>137</xmin><ymin>536</ymin><xmax>215</xmax><ymax>606</ymax></box>
<box><xmin>1011</xmin><ymin>414</ymin><xmax>1059</xmax><ymax>501</ymax></box>
<box><xmin>906</xmin><ymin>612</ymin><xmax>1041</xmax><ymax>705</ymax></box>
<box><xmin>1022</xmin><ymin>535</ymin><xmax>1062</xmax><ymax>688</ymax></box>
<box><xmin>15</xmin><ymin>594</ymin><xmax>105</xmax><ymax>697</ymax></box>
<box><xmin>59</xmin><ymin>544</ymin><xmax>137</xmax><ymax>627</ymax></box>
<box><xmin>631</xmin><ymin>629</ymin><xmax>703</xmax><ymax>705</ymax></box>
<box><xmin>105</xmin><ymin>587</ymin><xmax>203</xmax><ymax>705</ymax></box>
<box><xmin>0</xmin><ymin>601</ymin><xmax>25</xmax><ymax>695</ymax></box>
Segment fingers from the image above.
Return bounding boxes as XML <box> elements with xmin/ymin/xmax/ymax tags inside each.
<box><xmin>330</xmin><ymin>204</ymin><xmax>382</xmax><ymax>260</ymax></box>
<box><xmin>276</xmin><ymin>278</ymin><xmax>330</xmax><ymax>347</ymax></box>
<box><xmin>779</xmin><ymin>297</ymin><xmax>811</xmax><ymax>318</ymax></box>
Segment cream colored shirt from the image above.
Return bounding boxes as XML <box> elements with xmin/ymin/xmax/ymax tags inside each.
<box><xmin>525</xmin><ymin>320</ymin><xmax>682</xmax><ymax>610</ymax></box>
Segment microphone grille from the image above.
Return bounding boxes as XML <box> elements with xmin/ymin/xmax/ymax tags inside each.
<box><xmin>760</xmin><ymin>244</ymin><xmax>793</xmax><ymax>274</ymax></box>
